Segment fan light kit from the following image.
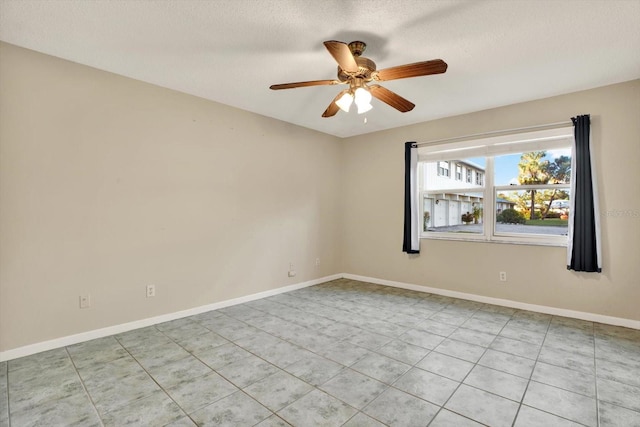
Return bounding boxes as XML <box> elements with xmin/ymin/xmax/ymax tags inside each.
<box><xmin>336</xmin><ymin>79</ymin><xmax>373</xmax><ymax>114</ymax></box>
<box><xmin>270</xmin><ymin>40</ymin><xmax>448</xmax><ymax>118</ymax></box>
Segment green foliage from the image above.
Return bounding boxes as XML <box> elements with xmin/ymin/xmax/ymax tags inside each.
<box><xmin>461</xmin><ymin>212</ymin><xmax>474</xmax><ymax>223</ymax></box>
<box><xmin>518</xmin><ymin>151</ymin><xmax>548</xmax><ymax>220</ymax></box>
<box><xmin>548</xmin><ymin>156</ymin><xmax>571</xmax><ymax>184</ymax></box>
<box><xmin>525</xmin><ymin>219</ymin><xmax>568</xmax><ymax>227</ymax></box>
<box><xmin>517</xmin><ymin>151</ymin><xmax>572</xmax><ymax>220</ymax></box>
<box><xmin>472</xmin><ymin>205</ymin><xmax>482</xmax><ymax>222</ymax></box>
<box><xmin>514</xmin><ymin>192</ymin><xmax>531</xmax><ymax>212</ymax></box>
<box><xmin>496</xmin><ymin>208</ymin><xmax>526</xmax><ymax>224</ymax></box>
<box><xmin>423</xmin><ymin>211</ymin><xmax>431</xmax><ymax>231</ymax></box>
<box><xmin>518</xmin><ymin>151</ymin><xmax>550</xmax><ymax>185</ymax></box>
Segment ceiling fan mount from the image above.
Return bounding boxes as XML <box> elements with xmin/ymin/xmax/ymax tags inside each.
<box><xmin>347</xmin><ymin>40</ymin><xmax>367</xmax><ymax>57</ymax></box>
<box><xmin>270</xmin><ymin>40</ymin><xmax>448</xmax><ymax>118</ymax></box>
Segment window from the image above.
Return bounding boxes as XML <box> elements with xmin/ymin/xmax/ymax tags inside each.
<box><xmin>418</xmin><ymin>127</ymin><xmax>573</xmax><ymax>246</ymax></box>
<box><xmin>437</xmin><ymin>161</ymin><xmax>450</xmax><ymax>177</ymax></box>
<box><xmin>475</xmin><ymin>171</ymin><xmax>484</xmax><ymax>186</ymax></box>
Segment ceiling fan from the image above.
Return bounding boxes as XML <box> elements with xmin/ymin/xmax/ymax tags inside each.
<box><xmin>270</xmin><ymin>40</ymin><xmax>448</xmax><ymax>118</ymax></box>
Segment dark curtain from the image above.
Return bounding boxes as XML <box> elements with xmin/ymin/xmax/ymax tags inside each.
<box><xmin>403</xmin><ymin>142</ymin><xmax>420</xmax><ymax>254</ymax></box>
<box><xmin>568</xmin><ymin>114</ymin><xmax>601</xmax><ymax>272</ymax></box>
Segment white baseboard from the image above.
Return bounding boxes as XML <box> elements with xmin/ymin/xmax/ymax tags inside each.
<box><xmin>3</xmin><ymin>272</ymin><xmax>638</xmax><ymax>361</ymax></box>
<box><xmin>343</xmin><ymin>273</ymin><xmax>640</xmax><ymax>330</ymax></box>
<box><xmin>0</xmin><ymin>274</ymin><xmax>342</xmax><ymax>362</ymax></box>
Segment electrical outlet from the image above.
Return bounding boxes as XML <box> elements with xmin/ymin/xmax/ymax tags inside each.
<box><xmin>288</xmin><ymin>263</ymin><xmax>296</xmax><ymax>277</ymax></box>
<box><xmin>315</xmin><ymin>258</ymin><xmax>321</xmax><ymax>267</ymax></box>
<box><xmin>499</xmin><ymin>272</ymin><xmax>507</xmax><ymax>282</ymax></box>
<box><xmin>79</xmin><ymin>295</ymin><xmax>91</xmax><ymax>309</ymax></box>
<box><xmin>146</xmin><ymin>284</ymin><xmax>156</xmax><ymax>297</ymax></box>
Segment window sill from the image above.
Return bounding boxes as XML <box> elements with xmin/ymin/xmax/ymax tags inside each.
<box><xmin>421</xmin><ymin>234</ymin><xmax>568</xmax><ymax>248</ymax></box>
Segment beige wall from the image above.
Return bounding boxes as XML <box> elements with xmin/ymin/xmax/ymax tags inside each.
<box><xmin>0</xmin><ymin>43</ymin><xmax>343</xmax><ymax>352</ymax></box>
<box><xmin>341</xmin><ymin>79</ymin><xmax>640</xmax><ymax>321</ymax></box>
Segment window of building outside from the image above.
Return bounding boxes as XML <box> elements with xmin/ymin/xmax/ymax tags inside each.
<box><xmin>476</xmin><ymin>171</ymin><xmax>484</xmax><ymax>186</ymax></box>
<box><xmin>437</xmin><ymin>161</ymin><xmax>450</xmax><ymax>177</ymax></box>
<box><xmin>419</xmin><ymin>127</ymin><xmax>573</xmax><ymax>246</ymax></box>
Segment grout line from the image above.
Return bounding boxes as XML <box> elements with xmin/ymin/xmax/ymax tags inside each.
<box><xmin>165</xmin><ymin>301</ymin><xmax>344</xmax><ymax>422</ymax></box>
<box><xmin>64</xmin><ymin>347</ymin><xmax>105</xmax><ymax>427</ymax></box>
<box><xmin>426</xmin><ymin>303</ymin><xmax>515</xmax><ymax>426</ymax></box>
<box><xmin>593</xmin><ymin>321</ymin><xmax>601</xmax><ymax>427</ymax></box>
<box><xmin>114</xmin><ymin>330</ymin><xmax>201</xmax><ymax>425</ymax></box>
<box><xmin>509</xmin><ymin>314</ymin><xmax>552</xmax><ymax>427</ymax></box>
<box><xmin>514</xmin><ymin>316</ymin><xmax>600</xmax><ymax>427</ymax></box>
<box><xmin>2</xmin><ymin>361</ymin><xmax>10</xmax><ymax>427</ymax></box>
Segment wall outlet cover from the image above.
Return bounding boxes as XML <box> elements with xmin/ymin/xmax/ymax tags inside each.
<box><xmin>79</xmin><ymin>295</ymin><xmax>91</xmax><ymax>309</ymax></box>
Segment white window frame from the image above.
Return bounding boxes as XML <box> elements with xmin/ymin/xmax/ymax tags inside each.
<box><xmin>437</xmin><ymin>161</ymin><xmax>450</xmax><ymax>177</ymax></box>
<box><xmin>475</xmin><ymin>171</ymin><xmax>484</xmax><ymax>186</ymax></box>
<box><xmin>418</xmin><ymin>126</ymin><xmax>573</xmax><ymax>247</ymax></box>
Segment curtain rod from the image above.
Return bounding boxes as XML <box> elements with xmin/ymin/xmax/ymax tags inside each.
<box><xmin>414</xmin><ymin>120</ymin><xmax>573</xmax><ymax>147</ymax></box>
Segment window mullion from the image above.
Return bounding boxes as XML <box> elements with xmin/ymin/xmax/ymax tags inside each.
<box><xmin>495</xmin><ymin>184</ymin><xmax>570</xmax><ymax>192</ymax></box>
<box><xmin>485</xmin><ymin>156</ymin><xmax>495</xmax><ymax>241</ymax></box>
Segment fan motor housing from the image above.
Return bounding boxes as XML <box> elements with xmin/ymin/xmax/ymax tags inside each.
<box><xmin>337</xmin><ymin>57</ymin><xmax>377</xmax><ymax>82</ymax></box>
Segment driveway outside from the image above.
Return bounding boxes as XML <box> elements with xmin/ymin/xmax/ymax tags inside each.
<box><xmin>427</xmin><ymin>223</ymin><xmax>568</xmax><ymax>236</ymax></box>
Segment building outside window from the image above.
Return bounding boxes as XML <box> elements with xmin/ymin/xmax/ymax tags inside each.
<box><xmin>437</xmin><ymin>161</ymin><xmax>450</xmax><ymax>177</ymax></box>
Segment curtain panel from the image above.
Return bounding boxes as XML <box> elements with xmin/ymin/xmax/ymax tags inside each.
<box><xmin>567</xmin><ymin>114</ymin><xmax>602</xmax><ymax>272</ymax></box>
<box><xmin>403</xmin><ymin>142</ymin><xmax>420</xmax><ymax>254</ymax></box>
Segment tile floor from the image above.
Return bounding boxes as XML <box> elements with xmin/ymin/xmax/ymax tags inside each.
<box><xmin>2</xmin><ymin>278</ymin><xmax>640</xmax><ymax>426</ymax></box>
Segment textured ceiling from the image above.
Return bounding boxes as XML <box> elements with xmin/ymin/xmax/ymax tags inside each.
<box><xmin>1</xmin><ymin>0</ymin><xmax>639</xmax><ymax>138</ymax></box>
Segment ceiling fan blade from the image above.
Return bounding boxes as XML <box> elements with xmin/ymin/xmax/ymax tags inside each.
<box><xmin>369</xmin><ymin>85</ymin><xmax>415</xmax><ymax>112</ymax></box>
<box><xmin>323</xmin><ymin>41</ymin><xmax>359</xmax><ymax>73</ymax></box>
<box><xmin>270</xmin><ymin>80</ymin><xmax>340</xmax><ymax>90</ymax></box>
<box><xmin>322</xmin><ymin>89</ymin><xmax>349</xmax><ymax>118</ymax></box>
<box><xmin>375</xmin><ymin>59</ymin><xmax>448</xmax><ymax>81</ymax></box>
